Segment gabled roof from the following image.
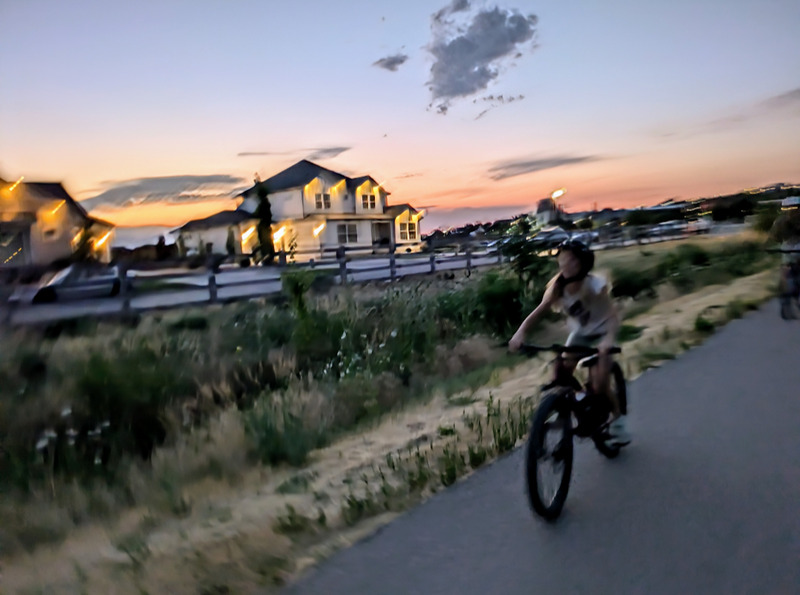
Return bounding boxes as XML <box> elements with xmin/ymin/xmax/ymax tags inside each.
<box><xmin>20</xmin><ymin>182</ymin><xmax>89</xmax><ymax>218</ymax></box>
<box><xmin>238</xmin><ymin>160</ymin><xmax>390</xmax><ymax>197</ymax></box>
<box><xmin>238</xmin><ymin>160</ymin><xmax>345</xmax><ymax>197</ymax></box>
<box><xmin>385</xmin><ymin>204</ymin><xmax>418</xmax><ymax>218</ymax></box>
<box><xmin>347</xmin><ymin>175</ymin><xmax>380</xmax><ymax>193</ymax></box>
<box><xmin>171</xmin><ymin>210</ymin><xmax>254</xmax><ymax>233</ymax></box>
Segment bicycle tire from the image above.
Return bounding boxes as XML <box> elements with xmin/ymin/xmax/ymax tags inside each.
<box><xmin>592</xmin><ymin>362</ymin><xmax>628</xmax><ymax>459</ymax></box>
<box><xmin>526</xmin><ymin>388</ymin><xmax>573</xmax><ymax>520</ymax></box>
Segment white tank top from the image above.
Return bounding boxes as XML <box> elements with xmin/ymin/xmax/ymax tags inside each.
<box><xmin>557</xmin><ymin>273</ymin><xmax>614</xmax><ymax>336</ymax></box>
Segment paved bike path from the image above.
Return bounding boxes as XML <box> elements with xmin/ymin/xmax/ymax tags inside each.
<box><xmin>284</xmin><ymin>302</ymin><xmax>800</xmax><ymax>595</ymax></box>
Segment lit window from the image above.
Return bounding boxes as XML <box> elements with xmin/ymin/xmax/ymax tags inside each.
<box><xmin>361</xmin><ymin>194</ymin><xmax>376</xmax><ymax>209</ymax></box>
<box><xmin>400</xmin><ymin>222</ymin><xmax>417</xmax><ymax>241</ymax></box>
<box><xmin>315</xmin><ymin>193</ymin><xmax>331</xmax><ymax>209</ymax></box>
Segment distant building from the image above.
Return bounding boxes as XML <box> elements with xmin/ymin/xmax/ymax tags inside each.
<box><xmin>0</xmin><ymin>178</ymin><xmax>114</xmax><ymax>267</ymax></box>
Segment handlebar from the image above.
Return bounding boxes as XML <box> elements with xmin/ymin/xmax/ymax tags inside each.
<box><xmin>517</xmin><ymin>343</ymin><xmax>621</xmax><ymax>357</ymax></box>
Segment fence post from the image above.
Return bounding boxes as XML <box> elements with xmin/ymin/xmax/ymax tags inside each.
<box><xmin>119</xmin><ymin>264</ymin><xmax>132</xmax><ymax>316</ymax></box>
<box><xmin>208</xmin><ymin>269</ymin><xmax>218</xmax><ymax>303</ymax></box>
<box><xmin>466</xmin><ymin>247</ymin><xmax>472</xmax><ymax>273</ymax></box>
<box><xmin>429</xmin><ymin>253</ymin><xmax>436</xmax><ymax>274</ymax></box>
<box><xmin>390</xmin><ymin>253</ymin><xmax>396</xmax><ymax>280</ymax></box>
<box><xmin>338</xmin><ymin>254</ymin><xmax>347</xmax><ymax>285</ymax></box>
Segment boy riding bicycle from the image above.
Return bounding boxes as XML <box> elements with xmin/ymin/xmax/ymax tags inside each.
<box><xmin>508</xmin><ymin>239</ymin><xmax>631</xmax><ymax>446</ymax></box>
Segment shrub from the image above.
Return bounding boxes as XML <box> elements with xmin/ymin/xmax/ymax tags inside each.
<box><xmin>611</xmin><ymin>267</ymin><xmax>657</xmax><ymax>299</ymax></box>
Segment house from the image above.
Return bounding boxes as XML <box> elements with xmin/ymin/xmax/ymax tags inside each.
<box><xmin>170</xmin><ymin>210</ymin><xmax>259</xmax><ymax>256</ymax></box>
<box><xmin>236</xmin><ymin>160</ymin><xmax>425</xmax><ymax>258</ymax></box>
<box><xmin>0</xmin><ymin>177</ymin><xmax>115</xmax><ymax>268</ymax></box>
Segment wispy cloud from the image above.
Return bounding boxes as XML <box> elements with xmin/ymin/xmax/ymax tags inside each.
<box><xmin>238</xmin><ymin>146</ymin><xmax>351</xmax><ymax>160</ymax></box>
<box><xmin>396</xmin><ymin>172</ymin><xmax>424</xmax><ymax>179</ymax></box>
<box><xmin>306</xmin><ymin>146</ymin><xmax>351</xmax><ymax>160</ymax></box>
<box><xmin>373</xmin><ymin>53</ymin><xmax>409</xmax><ymax>72</ymax></box>
<box><xmin>78</xmin><ymin>174</ymin><xmax>247</xmax><ymax>211</ymax></box>
<box><xmin>759</xmin><ymin>86</ymin><xmax>800</xmax><ymax>112</ymax></box>
<box><xmin>656</xmin><ymin>86</ymin><xmax>800</xmax><ymax>139</ymax></box>
<box><xmin>427</xmin><ymin>3</ymin><xmax>538</xmax><ymax>113</ymax></box>
<box><xmin>488</xmin><ymin>155</ymin><xmax>600</xmax><ymax>181</ymax></box>
<box><xmin>237</xmin><ymin>150</ymin><xmax>292</xmax><ymax>157</ymax></box>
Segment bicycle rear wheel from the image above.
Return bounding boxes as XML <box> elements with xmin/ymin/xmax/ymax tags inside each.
<box><xmin>526</xmin><ymin>388</ymin><xmax>573</xmax><ymax>520</ymax></box>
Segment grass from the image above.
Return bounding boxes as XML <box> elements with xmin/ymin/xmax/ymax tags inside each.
<box><xmin>0</xmin><ymin>232</ymin><xmax>779</xmax><ymax>593</ymax></box>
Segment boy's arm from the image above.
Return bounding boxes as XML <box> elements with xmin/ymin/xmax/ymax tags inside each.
<box><xmin>509</xmin><ymin>287</ymin><xmax>555</xmax><ymax>351</ymax></box>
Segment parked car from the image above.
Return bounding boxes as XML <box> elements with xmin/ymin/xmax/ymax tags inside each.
<box><xmin>569</xmin><ymin>231</ymin><xmax>599</xmax><ymax>246</ymax></box>
<box><xmin>9</xmin><ymin>264</ymin><xmax>121</xmax><ymax>304</ymax></box>
<box><xmin>686</xmin><ymin>217</ymin><xmax>713</xmax><ymax>234</ymax></box>
<box><xmin>652</xmin><ymin>220</ymin><xmax>687</xmax><ymax>237</ymax></box>
<box><xmin>530</xmin><ymin>226</ymin><xmax>571</xmax><ymax>248</ymax></box>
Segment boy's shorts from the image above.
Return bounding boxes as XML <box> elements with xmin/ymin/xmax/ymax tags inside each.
<box><xmin>565</xmin><ymin>331</ymin><xmax>605</xmax><ymax>348</ymax></box>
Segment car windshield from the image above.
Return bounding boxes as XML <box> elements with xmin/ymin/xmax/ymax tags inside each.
<box><xmin>47</xmin><ymin>267</ymin><xmax>74</xmax><ymax>286</ymax></box>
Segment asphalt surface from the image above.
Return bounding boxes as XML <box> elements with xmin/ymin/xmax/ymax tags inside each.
<box><xmin>285</xmin><ymin>301</ymin><xmax>800</xmax><ymax>595</ymax></box>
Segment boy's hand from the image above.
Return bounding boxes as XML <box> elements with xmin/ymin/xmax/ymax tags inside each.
<box><xmin>508</xmin><ymin>332</ymin><xmax>524</xmax><ymax>352</ymax></box>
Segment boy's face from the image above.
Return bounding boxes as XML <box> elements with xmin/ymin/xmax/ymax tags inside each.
<box><xmin>557</xmin><ymin>250</ymin><xmax>581</xmax><ymax>278</ymax></box>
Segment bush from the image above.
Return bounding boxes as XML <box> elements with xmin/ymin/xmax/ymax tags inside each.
<box><xmin>694</xmin><ymin>316</ymin><xmax>714</xmax><ymax>333</ymax></box>
<box><xmin>475</xmin><ymin>271</ymin><xmax>522</xmax><ymax>334</ymax></box>
<box><xmin>244</xmin><ymin>398</ymin><xmax>325</xmax><ymax>467</ymax></box>
<box><xmin>611</xmin><ymin>267</ymin><xmax>657</xmax><ymax>299</ymax></box>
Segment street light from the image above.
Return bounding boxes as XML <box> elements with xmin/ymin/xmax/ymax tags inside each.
<box><xmin>551</xmin><ymin>188</ymin><xmax>566</xmax><ymax>200</ymax></box>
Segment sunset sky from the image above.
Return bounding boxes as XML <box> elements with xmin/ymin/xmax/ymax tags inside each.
<box><xmin>1</xmin><ymin>0</ymin><xmax>798</xmax><ymax>231</ymax></box>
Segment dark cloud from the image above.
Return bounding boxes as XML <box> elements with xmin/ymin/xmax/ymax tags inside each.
<box><xmin>488</xmin><ymin>155</ymin><xmax>600</xmax><ymax>181</ymax></box>
<box><xmin>305</xmin><ymin>146</ymin><xmax>351</xmax><ymax>160</ymax></box>
<box><xmin>373</xmin><ymin>53</ymin><xmax>409</xmax><ymax>72</ymax></box>
<box><xmin>428</xmin><ymin>5</ymin><xmax>537</xmax><ymax>112</ymax></box>
<box><xmin>432</xmin><ymin>0</ymin><xmax>470</xmax><ymax>24</ymax></box>
<box><xmin>78</xmin><ymin>174</ymin><xmax>247</xmax><ymax>211</ymax></box>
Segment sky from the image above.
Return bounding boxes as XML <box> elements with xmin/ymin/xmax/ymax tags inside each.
<box><xmin>1</xmin><ymin>0</ymin><xmax>799</xmax><ymax>232</ymax></box>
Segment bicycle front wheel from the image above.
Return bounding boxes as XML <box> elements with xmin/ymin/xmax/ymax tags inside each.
<box><xmin>526</xmin><ymin>388</ymin><xmax>573</xmax><ymax>521</ymax></box>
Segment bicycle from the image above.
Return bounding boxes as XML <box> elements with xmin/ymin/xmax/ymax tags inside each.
<box><xmin>519</xmin><ymin>343</ymin><xmax>628</xmax><ymax>521</ymax></box>
<box><xmin>766</xmin><ymin>248</ymin><xmax>800</xmax><ymax>320</ymax></box>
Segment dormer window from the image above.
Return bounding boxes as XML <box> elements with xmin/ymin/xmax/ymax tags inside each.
<box><xmin>361</xmin><ymin>194</ymin><xmax>376</xmax><ymax>209</ymax></box>
<box><xmin>315</xmin><ymin>193</ymin><xmax>331</xmax><ymax>209</ymax></box>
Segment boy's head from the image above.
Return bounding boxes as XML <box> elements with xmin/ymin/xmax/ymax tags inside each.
<box><xmin>556</xmin><ymin>239</ymin><xmax>594</xmax><ymax>281</ymax></box>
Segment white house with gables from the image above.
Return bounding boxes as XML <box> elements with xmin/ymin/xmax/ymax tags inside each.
<box><xmin>236</xmin><ymin>160</ymin><xmax>424</xmax><ymax>258</ymax></box>
<box><xmin>0</xmin><ymin>177</ymin><xmax>115</xmax><ymax>267</ymax></box>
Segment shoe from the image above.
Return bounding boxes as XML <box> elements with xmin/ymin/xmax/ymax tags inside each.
<box><xmin>605</xmin><ymin>416</ymin><xmax>631</xmax><ymax>447</ymax></box>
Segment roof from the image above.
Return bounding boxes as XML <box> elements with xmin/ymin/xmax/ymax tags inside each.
<box><xmin>21</xmin><ymin>182</ymin><xmax>90</xmax><ymax>218</ymax></box>
<box><xmin>238</xmin><ymin>160</ymin><xmax>390</xmax><ymax>197</ymax></box>
<box><xmin>171</xmin><ymin>210</ymin><xmax>255</xmax><ymax>233</ymax></box>
<box><xmin>385</xmin><ymin>204</ymin><xmax>418</xmax><ymax>217</ymax></box>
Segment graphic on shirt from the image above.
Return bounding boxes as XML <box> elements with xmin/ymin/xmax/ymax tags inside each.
<box><xmin>566</xmin><ymin>299</ymin><xmax>591</xmax><ymax>327</ymax></box>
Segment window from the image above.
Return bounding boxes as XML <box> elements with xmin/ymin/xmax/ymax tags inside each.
<box><xmin>399</xmin><ymin>222</ymin><xmax>417</xmax><ymax>241</ymax></box>
<box><xmin>337</xmin><ymin>223</ymin><xmax>358</xmax><ymax>243</ymax></box>
<box><xmin>315</xmin><ymin>193</ymin><xmax>331</xmax><ymax>209</ymax></box>
<box><xmin>361</xmin><ymin>194</ymin><xmax>376</xmax><ymax>209</ymax></box>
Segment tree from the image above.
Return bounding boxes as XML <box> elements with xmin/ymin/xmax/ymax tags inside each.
<box><xmin>226</xmin><ymin>227</ymin><xmax>236</xmax><ymax>256</ymax></box>
<box><xmin>253</xmin><ymin>176</ymin><xmax>275</xmax><ymax>264</ymax></box>
<box><xmin>576</xmin><ymin>218</ymin><xmax>594</xmax><ymax>230</ymax></box>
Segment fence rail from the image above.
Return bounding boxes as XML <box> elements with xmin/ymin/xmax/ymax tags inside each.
<box><xmin>1</xmin><ymin>228</ymin><xmax>712</xmax><ymax>327</ymax></box>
